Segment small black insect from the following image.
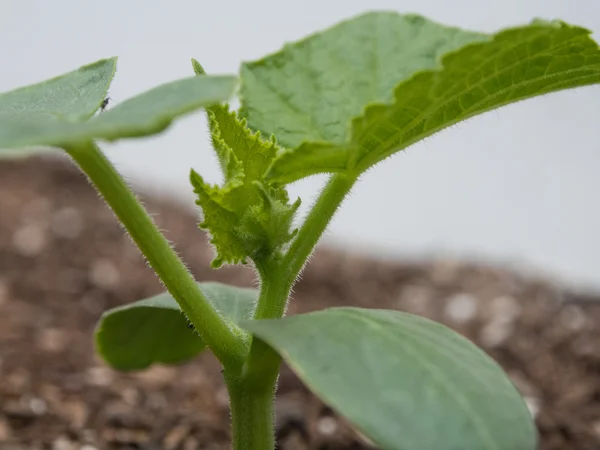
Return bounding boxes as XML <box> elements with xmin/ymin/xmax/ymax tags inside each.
<box><xmin>100</xmin><ymin>97</ymin><xmax>110</xmax><ymax>112</ymax></box>
<box><xmin>187</xmin><ymin>322</ymin><xmax>195</xmax><ymax>330</ymax></box>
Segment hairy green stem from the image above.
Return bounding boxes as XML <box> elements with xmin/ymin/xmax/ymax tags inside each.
<box><xmin>252</xmin><ymin>255</ymin><xmax>287</xmax><ymax>320</ymax></box>
<box><xmin>283</xmin><ymin>172</ymin><xmax>356</xmax><ymax>291</ymax></box>
<box><xmin>225</xmin><ymin>271</ymin><xmax>281</xmax><ymax>450</ymax></box>
<box><xmin>252</xmin><ymin>173</ymin><xmax>356</xmax><ymax>322</ymax></box>
<box><xmin>66</xmin><ymin>142</ymin><xmax>246</xmax><ymax>369</ymax></box>
<box><xmin>225</xmin><ymin>368</ymin><xmax>278</xmax><ymax>450</ymax></box>
<box><xmin>224</xmin><ymin>173</ymin><xmax>356</xmax><ymax>449</ymax></box>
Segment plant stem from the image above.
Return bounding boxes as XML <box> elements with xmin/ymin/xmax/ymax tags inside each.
<box><xmin>251</xmin><ymin>173</ymin><xmax>356</xmax><ymax>323</ymax></box>
<box><xmin>252</xmin><ymin>255</ymin><xmax>288</xmax><ymax>320</ymax></box>
<box><xmin>284</xmin><ymin>173</ymin><xmax>356</xmax><ymax>281</ymax></box>
<box><xmin>66</xmin><ymin>142</ymin><xmax>247</xmax><ymax>369</ymax></box>
<box><xmin>225</xmin><ymin>370</ymin><xmax>278</xmax><ymax>450</ymax></box>
<box><xmin>223</xmin><ymin>173</ymin><xmax>356</xmax><ymax>449</ymax></box>
<box><xmin>225</xmin><ymin>269</ymin><xmax>282</xmax><ymax>450</ymax></box>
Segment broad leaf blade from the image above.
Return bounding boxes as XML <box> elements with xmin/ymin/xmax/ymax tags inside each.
<box><xmin>242</xmin><ymin>307</ymin><xmax>537</xmax><ymax>450</ymax></box>
<box><xmin>96</xmin><ymin>282</ymin><xmax>257</xmax><ymax>371</ymax></box>
<box><xmin>239</xmin><ymin>12</ymin><xmax>600</xmax><ymax>184</ymax></box>
<box><xmin>90</xmin><ymin>75</ymin><xmax>237</xmax><ymax>141</ymax></box>
<box><xmin>0</xmin><ymin>146</ymin><xmax>57</xmax><ymax>159</ymax></box>
<box><xmin>0</xmin><ymin>57</ymin><xmax>116</xmax><ymax>122</ymax></box>
<box><xmin>240</xmin><ymin>13</ymin><xmax>484</xmax><ymax>149</ymax></box>
<box><xmin>0</xmin><ymin>57</ymin><xmax>116</xmax><ymax>157</ymax></box>
<box><xmin>0</xmin><ymin>75</ymin><xmax>237</xmax><ymax>151</ymax></box>
<box><xmin>353</xmin><ymin>21</ymin><xmax>600</xmax><ymax>172</ymax></box>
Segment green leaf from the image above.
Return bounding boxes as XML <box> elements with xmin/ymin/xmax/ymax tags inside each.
<box><xmin>95</xmin><ymin>282</ymin><xmax>257</xmax><ymax>371</ymax></box>
<box><xmin>0</xmin><ymin>57</ymin><xmax>116</xmax><ymax>122</ymax></box>
<box><xmin>0</xmin><ymin>61</ymin><xmax>237</xmax><ymax>151</ymax></box>
<box><xmin>242</xmin><ymin>307</ymin><xmax>537</xmax><ymax>450</ymax></box>
<box><xmin>239</xmin><ymin>12</ymin><xmax>600</xmax><ymax>184</ymax></box>
<box><xmin>0</xmin><ymin>57</ymin><xmax>116</xmax><ymax>157</ymax></box>
<box><xmin>89</xmin><ymin>75</ymin><xmax>237</xmax><ymax>141</ymax></box>
<box><xmin>0</xmin><ymin>146</ymin><xmax>58</xmax><ymax>159</ymax></box>
<box><xmin>190</xmin><ymin>62</ymin><xmax>300</xmax><ymax>267</ymax></box>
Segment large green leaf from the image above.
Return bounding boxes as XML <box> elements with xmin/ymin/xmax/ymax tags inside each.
<box><xmin>239</xmin><ymin>12</ymin><xmax>600</xmax><ymax>184</ymax></box>
<box><xmin>0</xmin><ymin>57</ymin><xmax>116</xmax><ymax>122</ymax></box>
<box><xmin>242</xmin><ymin>307</ymin><xmax>537</xmax><ymax>450</ymax></box>
<box><xmin>0</xmin><ymin>58</ymin><xmax>237</xmax><ymax>153</ymax></box>
<box><xmin>96</xmin><ymin>282</ymin><xmax>257</xmax><ymax>371</ymax></box>
<box><xmin>190</xmin><ymin>60</ymin><xmax>300</xmax><ymax>268</ymax></box>
<box><xmin>0</xmin><ymin>57</ymin><xmax>116</xmax><ymax>157</ymax></box>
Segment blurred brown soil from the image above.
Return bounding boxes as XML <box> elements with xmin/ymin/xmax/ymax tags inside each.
<box><xmin>0</xmin><ymin>156</ymin><xmax>599</xmax><ymax>450</ymax></box>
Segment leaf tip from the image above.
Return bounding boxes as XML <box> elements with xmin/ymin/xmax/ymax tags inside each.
<box><xmin>211</xmin><ymin>257</ymin><xmax>224</xmax><ymax>269</ymax></box>
<box><xmin>191</xmin><ymin>59</ymin><xmax>207</xmax><ymax>76</ymax></box>
<box><xmin>189</xmin><ymin>168</ymin><xmax>203</xmax><ymax>187</ymax></box>
<box><xmin>291</xmin><ymin>196</ymin><xmax>301</xmax><ymax>210</ymax></box>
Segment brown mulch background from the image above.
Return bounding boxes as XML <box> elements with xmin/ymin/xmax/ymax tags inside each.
<box><xmin>0</xmin><ymin>156</ymin><xmax>599</xmax><ymax>450</ymax></box>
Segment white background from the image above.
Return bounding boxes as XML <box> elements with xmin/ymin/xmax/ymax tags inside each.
<box><xmin>2</xmin><ymin>0</ymin><xmax>599</xmax><ymax>291</ymax></box>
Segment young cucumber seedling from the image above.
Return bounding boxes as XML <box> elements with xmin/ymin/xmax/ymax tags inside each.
<box><xmin>1</xmin><ymin>11</ymin><xmax>599</xmax><ymax>450</ymax></box>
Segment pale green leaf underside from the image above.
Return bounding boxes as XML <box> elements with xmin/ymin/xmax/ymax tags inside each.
<box><xmin>242</xmin><ymin>307</ymin><xmax>536</xmax><ymax>450</ymax></box>
<box><xmin>239</xmin><ymin>12</ymin><xmax>600</xmax><ymax>184</ymax></box>
<box><xmin>96</xmin><ymin>282</ymin><xmax>257</xmax><ymax>371</ymax></box>
<box><xmin>0</xmin><ymin>67</ymin><xmax>236</xmax><ymax>152</ymax></box>
<box><xmin>0</xmin><ymin>57</ymin><xmax>116</xmax><ymax>157</ymax></box>
<box><xmin>0</xmin><ymin>146</ymin><xmax>58</xmax><ymax>159</ymax></box>
<box><xmin>0</xmin><ymin>57</ymin><xmax>116</xmax><ymax>122</ymax></box>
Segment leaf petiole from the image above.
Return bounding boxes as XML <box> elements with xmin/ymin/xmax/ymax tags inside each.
<box><xmin>283</xmin><ymin>173</ymin><xmax>356</xmax><ymax>286</ymax></box>
<box><xmin>66</xmin><ymin>142</ymin><xmax>248</xmax><ymax>370</ymax></box>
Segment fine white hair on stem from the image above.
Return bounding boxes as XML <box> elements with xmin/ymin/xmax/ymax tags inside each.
<box><xmin>71</xmin><ymin>151</ymin><xmax>199</xmax><ymax>301</ymax></box>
